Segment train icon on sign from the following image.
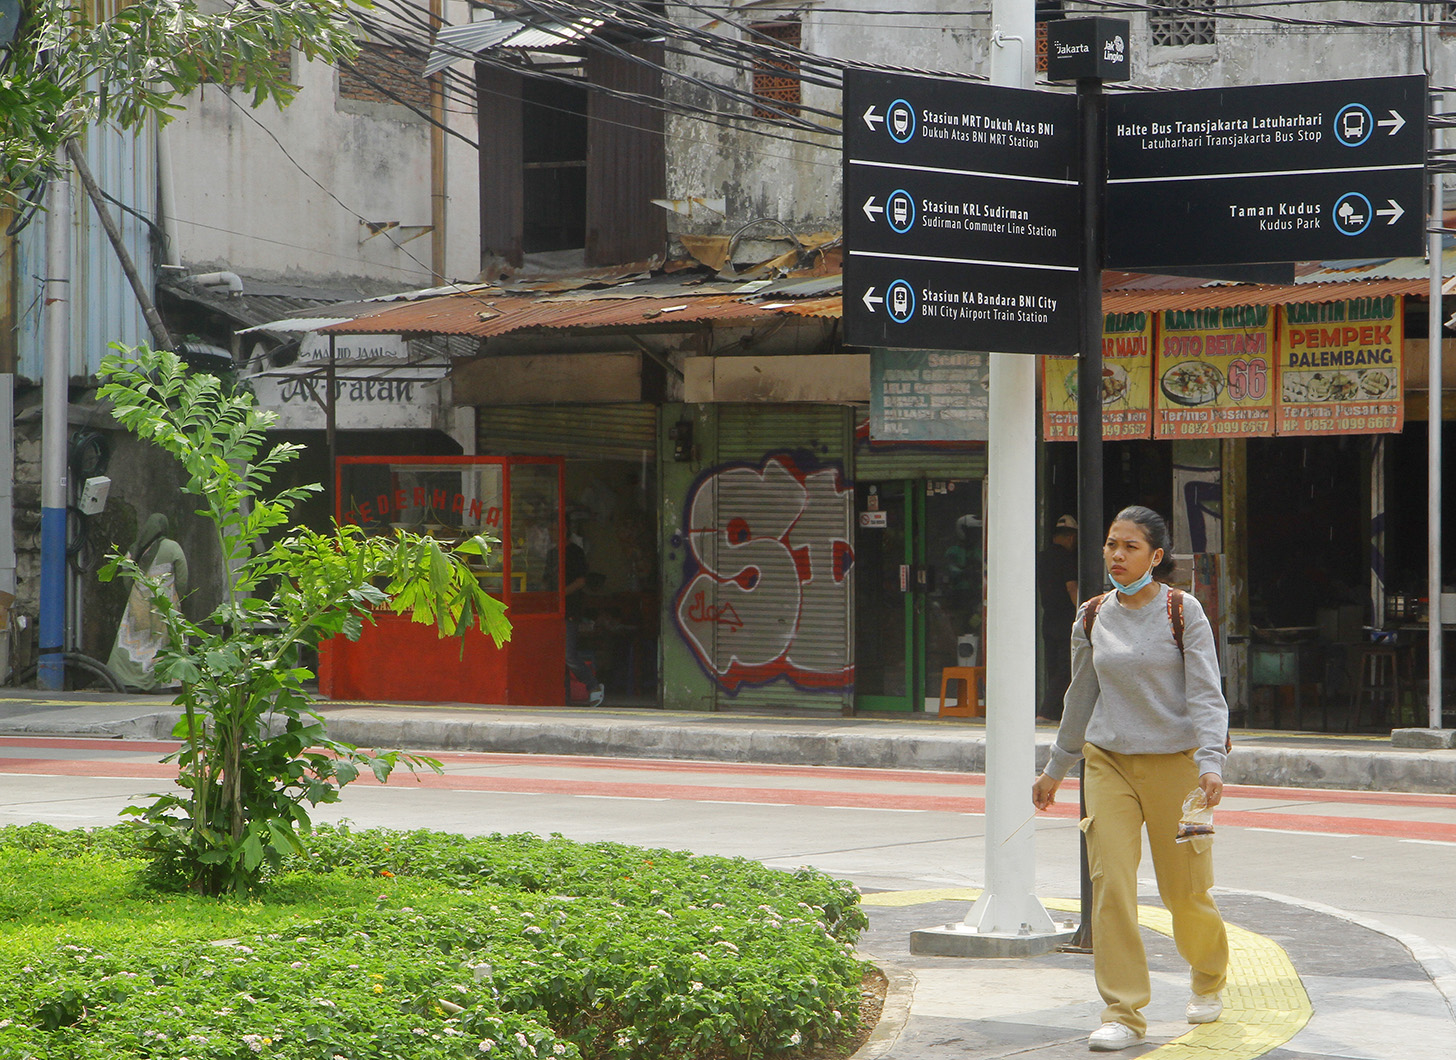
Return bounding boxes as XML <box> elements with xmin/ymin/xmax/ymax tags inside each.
<box><xmin>887</xmin><ymin>190</ymin><xmax>915</xmax><ymax>233</ymax></box>
<box><xmin>887</xmin><ymin>279</ymin><xmax>915</xmax><ymax>323</ymax></box>
<box><xmin>888</xmin><ymin>99</ymin><xmax>916</xmax><ymax>143</ymax></box>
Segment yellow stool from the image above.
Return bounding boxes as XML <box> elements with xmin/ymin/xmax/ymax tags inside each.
<box><xmin>939</xmin><ymin>666</ymin><xmax>985</xmax><ymax>717</ymax></box>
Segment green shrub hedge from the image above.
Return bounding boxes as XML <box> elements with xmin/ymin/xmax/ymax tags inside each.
<box><xmin>0</xmin><ymin>824</ymin><xmax>868</xmax><ymax>1060</ymax></box>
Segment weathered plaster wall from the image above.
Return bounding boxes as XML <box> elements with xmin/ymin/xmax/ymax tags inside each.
<box><xmin>665</xmin><ymin>1</ymin><xmax>991</xmax><ymax>249</ymax></box>
<box><xmin>166</xmin><ymin>0</ymin><xmax>478</xmax><ymax>287</ymax></box>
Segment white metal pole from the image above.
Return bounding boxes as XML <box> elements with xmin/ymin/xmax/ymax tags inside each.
<box><xmin>1429</xmin><ymin>89</ymin><xmax>1444</xmax><ymax>731</ymax></box>
<box><xmin>961</xmin><ymin>0</ymin><xmax>1058</xmax><ymax>940</ymax></box>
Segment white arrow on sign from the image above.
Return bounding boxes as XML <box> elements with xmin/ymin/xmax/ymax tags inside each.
<box><xmin>863</xmin><ymin>105</ymin><xmax>884</xmax><ymax>131</ymax></box>
<box><xmin>1377</xmin><ymin>110</ymin><xmax>1406</xmax><ymax>135</ymax></box>
<box><xmin>862</xmin><ymin>196</ymin><xmax>884</xmax><ymax>222</ymax></box>
<box><xmin>862</xmin><ymin>287</ymin><xmax>884</xmax><ymax>313</ymax></box>
<box><xmin>1376</xmin><ymin>199</ymin><xmax>1405</xmax><ymax>225</ymax></box>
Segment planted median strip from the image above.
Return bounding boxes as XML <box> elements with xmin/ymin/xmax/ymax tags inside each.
<box><xmin>0</xmin><ymin>824</ymin><xmax>869</xmax><ymax>1060</ymax></box>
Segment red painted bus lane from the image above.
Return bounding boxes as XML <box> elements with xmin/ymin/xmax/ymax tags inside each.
<box><xmin>2</xmin><ymin>739</ymin><xmax>1455</xmax><ymax>843</ymax></box>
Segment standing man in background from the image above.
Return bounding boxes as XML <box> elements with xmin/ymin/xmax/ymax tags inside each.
<box><xmin>1037</xmin><ymin>514</ymin><xmax>1079</xmax><ymax>721</ymax></box>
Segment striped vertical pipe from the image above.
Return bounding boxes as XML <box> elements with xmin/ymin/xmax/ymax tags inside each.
<box><xmin>38</xmin><ymin>156</ymin><xmax>72</xmax><ymax>689</ymax></box>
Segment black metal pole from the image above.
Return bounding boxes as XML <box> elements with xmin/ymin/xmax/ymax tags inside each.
<box><xmin>1066</xmin><ymin>75</ymin><xmax>1107</xmax><ymax>955</ymax></box>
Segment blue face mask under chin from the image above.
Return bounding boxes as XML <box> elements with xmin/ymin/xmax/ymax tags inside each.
<box><xmin>1109</xmin><ymin>567</ymin><xmax>1155</xmax><ymax>595</ymax></box>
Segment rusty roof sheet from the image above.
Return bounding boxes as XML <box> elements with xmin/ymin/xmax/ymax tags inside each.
<box><xmin>1103</xmin><ymin>277</ymin><xmax>1426</xmax><ymax>314</ymax></box>
<box><xmin>315</xmin><ymin>271</ymin><xmax>1427</xmax><ymax>340</ymax></box>
<box><xmin>319</xmin><ymin>292</ymin><xmax>826</xmax><ymax>337</ymax></box>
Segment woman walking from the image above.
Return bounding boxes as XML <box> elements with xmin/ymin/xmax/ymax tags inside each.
<box><xmin>1031</xmin><ymin>505</ymin><xmax>1229</xmax><ymax>1052</ymax></box>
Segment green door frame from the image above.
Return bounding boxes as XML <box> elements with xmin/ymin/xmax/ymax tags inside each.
<box><xmin>855</xmin><ymin>481</ymin><xmax>929</xmax><ymax>713</ymax></box>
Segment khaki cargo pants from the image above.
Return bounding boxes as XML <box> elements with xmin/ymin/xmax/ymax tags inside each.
<box><xmin>1082</xmin><ymin>744</ymin><xmax>1229</xmax><ymax>1035</ymax></box>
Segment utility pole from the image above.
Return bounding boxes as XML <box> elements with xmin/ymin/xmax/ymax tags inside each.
<box><xmin>38</xmin><ymin>150</ymin><xmax>72</xmax><ymax>689</ymax></box>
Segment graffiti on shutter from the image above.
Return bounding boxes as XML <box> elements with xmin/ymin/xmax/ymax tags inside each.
<box><xmin>674</xmin><ymin>452</ymin><xmax>853</xmax><ymax>692</ymax></box>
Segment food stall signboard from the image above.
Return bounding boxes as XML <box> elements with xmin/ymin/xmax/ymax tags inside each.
<box><xmin>1043</xmin><ymin>310</ymin><xmax>1154</xmax><ymax>441</ymax></box>
<box><xmin>1277</xmin><ymin>295</ymin><xmax>1403</xmax><ymax>436</ymax></box>
<box><xmin>1154</xmin><ymin>305</ymin><xmax>1276</xmax><ymax>438</ymax></box>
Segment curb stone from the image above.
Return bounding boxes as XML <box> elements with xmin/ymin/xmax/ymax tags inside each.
<box><xmin>848</xmin><ymin>961</ymin><xmax>915</xmax><ymax>1060</ymax></box>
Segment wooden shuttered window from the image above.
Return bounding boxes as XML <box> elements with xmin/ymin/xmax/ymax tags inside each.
<box><xmin>586</xmin><ymin>43</ymin><xmax>667</xmax><ymax>266</ymax></box>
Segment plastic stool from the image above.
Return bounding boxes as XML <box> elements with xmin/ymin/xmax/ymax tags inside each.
<box><xmin>939</xmin><ymin>666</ymin><xmax>985</xmax><ymax>717</ymax></box>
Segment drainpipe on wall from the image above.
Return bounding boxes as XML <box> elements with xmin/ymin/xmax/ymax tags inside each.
<box><xmin>429</xmin><ymin>0</ymin><xmax>447</xmax><ymax>284</ymax></box>
<box><xmin>156</xmin><ymin>121</ymin><xmax>182</xmax><ymax>267</ymax></box>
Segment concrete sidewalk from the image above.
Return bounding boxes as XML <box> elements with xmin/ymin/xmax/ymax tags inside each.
<box><xmin>2</xmin><ymin>688</ymin><xmax>1455</xmax><ymax>794</ymax></box>
<box><xmin>1</xmin><ymin>689</ymin><xmax>1454</xmax><ymax>1059</ymax></box>
<box><xmin>856</xmin><ymin>886</ymin><xmax>1456</xmax><ymax>1060</ymax></box>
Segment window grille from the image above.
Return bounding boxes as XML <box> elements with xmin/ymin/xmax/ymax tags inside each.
<box><xmin>751</xmin><ymin>19</ymin><xmax>801</xmax><ymax>120</ymax></box>
<box><xmin>1149</xmin><ymin>0</ymin><xmax>1216</xmax><ymax>47</ymax></box>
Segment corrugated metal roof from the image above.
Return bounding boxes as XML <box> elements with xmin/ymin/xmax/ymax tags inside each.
<box><xmin>425</xmin><ymin>15</ymin><xmax>606</xmax><ymax>75</ymax></box>
<box><xmin>294</xmin><ymin>270</ymin><xmax>1431</xmax><ymax>340</ymax></box>
<box><xmin>320</xmin><ymin>293</ymin><xmax>824</xmax><ymax>338</ymax></box>
<box><xmin>1103</xmin><ymin>277</ymin><xmax>1426</xmax><ymax>314</ymax></box>
<box><xmin>238</xmin><ymin>316</ymin><xmax>358</xmax><ymax>335</ymax></box>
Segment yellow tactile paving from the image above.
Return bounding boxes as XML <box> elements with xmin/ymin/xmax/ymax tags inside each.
<box><xmin>861</xmin><ymin>888</ymin><xmax>1312</xmax><ymax>1059</ymax></box>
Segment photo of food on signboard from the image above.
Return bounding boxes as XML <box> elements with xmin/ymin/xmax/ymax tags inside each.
<box><xmin>1063</xmin><ymin>363</ymin><xmax>1131</xmax><ymax>406</ymax></box>
<box><xmin>1160</xmin><ymin>361</ymin><xmax>1224</xmax><ymax>406</ymax></box>
<box><xmin>1282</xmin><ymin>368</ymin><xmax>1395</xmax><ymax>403</ymax></box>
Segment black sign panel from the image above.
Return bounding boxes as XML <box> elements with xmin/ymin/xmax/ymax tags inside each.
<box><xmin>843</xmin><ymin>70</ymin><xmax>1080</xmax><ymax>356</ymax></box>
<box><xmin>1107</xmin><ymin>75</ymin><xmax>1426</xmax><ymax>268</ymax></box>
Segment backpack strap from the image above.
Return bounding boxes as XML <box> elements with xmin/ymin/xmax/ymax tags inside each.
<box><xmin>1081</xmin><ymin>590</ymin><xmax>1113</xmax><ymax>642</ymax></box>
<box><xmin>1167</xmin><ymin>587</ymin><xmax>1185</xmax><ymax>656</ymax></box>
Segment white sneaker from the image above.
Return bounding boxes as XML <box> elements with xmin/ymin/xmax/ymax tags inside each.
<box><xmin>1186</xmin><ymin>991</ymin><xmax>1223</xmax><ymax>1024</ymax></box>
<box><xmin>587</xmin><ymin>687</ymin><xmax>605</xmax><ymax>707</ymax></box>
<box><xmin>1089</xmin><ymin>1022</ymin><xmax>1143</xmax><ymax>1051</ymax></box>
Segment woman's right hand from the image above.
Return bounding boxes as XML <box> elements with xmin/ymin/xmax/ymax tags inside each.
<box><xmin>1032</xmin><ymin>773</ymin><xmax>1061</xmax><ymax>812</ymax></box>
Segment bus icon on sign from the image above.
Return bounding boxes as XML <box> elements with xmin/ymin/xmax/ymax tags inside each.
<box><xmin>1334</xmin><ymin>103</ymin><xmax>1373</xmax><ymax>147</ymax></box>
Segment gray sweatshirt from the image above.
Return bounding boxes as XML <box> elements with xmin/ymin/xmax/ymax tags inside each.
<box><xmin>1044</xmin><ymin>582</ymin><xmax>1229</xmax><ymax>783</ymax></box>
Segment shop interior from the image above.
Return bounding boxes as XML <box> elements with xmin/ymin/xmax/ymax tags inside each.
<box><xmin>562</xmin><ymin>458</ymin><xmax>659</xmax><ymax>707</ymax></box>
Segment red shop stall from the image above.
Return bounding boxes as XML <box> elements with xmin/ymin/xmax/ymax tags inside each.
<box><xmin>318</xmin><ymin>455</ymin><xmax>567</xmax><ymax>705</ymax></box>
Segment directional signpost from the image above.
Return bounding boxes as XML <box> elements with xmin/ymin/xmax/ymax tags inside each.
<box><xmin>1107</xmin><ymin>75</ymin><xmax>1426</xmax><ymax>268</ymax></box>
<box><xmin>843</xmin><ymin>70</ymin><xmax>1081</xmax><ymax>355</ymax></box>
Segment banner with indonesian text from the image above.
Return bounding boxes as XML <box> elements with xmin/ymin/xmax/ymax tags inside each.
<box><xmin>1277</xmin><ymin>296</ymin><xmax>1403</xmax><ymax>436</ymax></box>
<box><xmin>1154</xmin><ymin>305</ymin><xmax>1276</xmax><ymax>439</ymax></box>
<box><xmin>1042</xmin><ymin>311</ymin><xmax>1154</xmax><ymax>441</ymax></box>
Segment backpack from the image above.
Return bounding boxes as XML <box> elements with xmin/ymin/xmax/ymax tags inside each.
<box><xmin>1081</xmin><ymin>586</ymin><xmax>1185</xmax><ymax>654</ymax></box>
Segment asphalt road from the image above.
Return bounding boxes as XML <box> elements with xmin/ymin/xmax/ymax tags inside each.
<box><xmin>1</xmin><ymin>734</ymin><xmax>1453</xmax><ymax>966</ymax></box>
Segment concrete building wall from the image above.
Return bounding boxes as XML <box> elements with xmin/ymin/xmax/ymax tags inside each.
<box><xmin>165</xmin><ymin>0</ymin><xmax>479</xmax><ymax>287</ymax></box>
